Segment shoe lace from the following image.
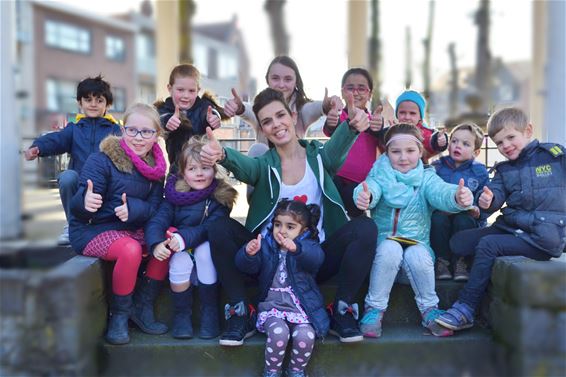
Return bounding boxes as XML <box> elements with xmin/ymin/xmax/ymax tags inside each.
<box><xmin>454</xmin><ymin>259</ymin><xmax>467</xmax><ymax>275</ymax></box>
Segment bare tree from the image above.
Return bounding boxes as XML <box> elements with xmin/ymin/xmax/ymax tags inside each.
<box><xmin>448</xmin><ymin>42</ymin><xmax>459</xmax><ymax>118</ymax></box>
<box><xmin>422</xmin><ymin>0</ymin><xmax>435</xmax><ymax>104</ymax></box>
<box><xmin>405</xmin><ymin>26</ymin><xmax>412</xmax><ymax>89</ymax></box>
<box><xmin>474</xmin><ymin>0</ymin><xmax>491</xmax><ymax>112</ymax></box>
<box><xmin>179</xmin><ymin>0</ymin><xmax>196</xmax><ymax>63</ymax></box>
<box><xmin>369</xmin><ymin>0</ymin><xmax>381</xmax><ymax>106</ymax></box>
<box><xmin>265</xmin><ymin>0</ymin><xmax>289</xmax><ymax>56</ymax></box>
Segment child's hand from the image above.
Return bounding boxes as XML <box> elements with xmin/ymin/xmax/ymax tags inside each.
<box><xmin>166</xmin><ymin>105</ymin><xmax>181</xmax><ymax>131</ymax></box>
<box><xmin>478</xmin><ymin>186</ymin><xmax>494</xmax><ymax>209</ymax></box>
<box><xmin>437</xmin><ymin>128</ymin><xmax>447</xmax><ymax>148</ymax></box>
<box><xmin>114</xmin><ymin>193</ymin><xmax>128</xmax><ymax>222</ymax></box>
<box><xmin>469</xmin><ymin>205</ymin><xmax>481</xmax><ymax>219</ymax></box>
<box><xmin>223</xmin><ymin>88</ymin><xmax>244</xmax><ymax>117</ymax></box>
<box><xmin>355</xmin><ymin>181</ymin><xmax>372</xmax><ymax>210</ymax></box>
<box><xmin>275</xmin><ymin>232</ymin><xmax>297</xmax><ymax>253</ymax></box>
<box><xmin>322</xmin><ymin>88</ymin><xmax>343</xmax><ymax>115</ymax></box>
<box><xmin>207</xmin><ymin>106</ymin><xmax>221</xmax><ymax>130</ymax></box>
<box><xmin>200</xmin><ymin>127</ymin><xmax>224</xmax><ymax>166</ymax></box>
<box><xmin>455</xmin><ymin>178</ymin><xmax>473</xmax><ymax>207</ymax></box>
<box><xmin>345</xmin><ymin>92</ymin><xmax>369</xmax><ymax>133</ymax></box>
<box><xmin>84</xmin><ymin>179</ymin><xmax>103</xmax><ymax>213</ymax></box>
<box><xmin>325</xmin><ymin>99</ymin><xmax>340</xmax><ymax>129</ymax></box>
<box><xmin>246</xmin><ymin>234</ymin><xmax>262</xmax><ymax>256</ymax></box>
<box><xmin>369</xmin><ymin>105</ymin><xmax>384</xmax><ymax>132</ymax></box>
<box><xmin>24</xmin><ymin>146</ymin><xmax>40</xmax><ymax>161</ymax></box>
<box><xmin>153</xmin><ymin>240</ymin><xmax>172</xmax><ymax>261</ymax></box>
<box><xmin>166</xmin><ymin>230</ymin><xmax>181</xmax><ymax>252</ymax></box>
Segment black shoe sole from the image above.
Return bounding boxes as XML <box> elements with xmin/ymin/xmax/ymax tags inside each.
<box><xmin>219</xmin><ymin>329</ymin><xmax>256</xmax><ymax>346</ymax></box>
<box><xmin>328</xmin><ymin>329</ymin><xmax>364</xmax><ymax>343</ymax></box>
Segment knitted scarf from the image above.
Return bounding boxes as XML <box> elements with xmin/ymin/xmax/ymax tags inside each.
<box><xmin>376</xmin><ymin>155</ymin><xmax>424</xmax><ymax>208</ymax></box>
<box><xmin>119</xmin><ymin>138</ymin><xmax>166</xmax><ymax>181</ymax></box>
<box><xmin>164</xmin><ymin>174</ymin><xmax>218</xmax><ymax>206</ymax></box>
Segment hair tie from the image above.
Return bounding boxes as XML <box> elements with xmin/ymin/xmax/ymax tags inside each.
<box><xmin>386</xmin><ymin>134</ymin><xmax>422</xmax><ymax>148</ymax></box>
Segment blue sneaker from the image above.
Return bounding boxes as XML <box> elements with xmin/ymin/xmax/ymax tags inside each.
<box><xmin>359</xmin><ymin>307</ymin><xmax>384</xmax><ymax>338</ymax></box>
<box><xmin>434</xmin><ymin>301</ymin><xmax>474</xmax><ymax>331</ymax></box>
<box><xmin>421</xmin><ymin>307</ymin><xmax>453</xmax><ymax>337</ymax></box>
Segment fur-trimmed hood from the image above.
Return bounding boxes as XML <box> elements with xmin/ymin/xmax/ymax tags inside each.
<box><xmin>174</xmin><ymin>176</ymin><xmax>238</xmax><ymax>210</ymax></box>
<box><xmin>99</xmin><ymin>135</ymin><xmax>156</xmax><ymax>174</ymax></box>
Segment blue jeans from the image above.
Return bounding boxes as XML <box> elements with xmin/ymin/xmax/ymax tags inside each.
<box><xmin>365</xmin><ymin>239</ymin><xmax>439</xmax><ymax>313</ymax></box>
<box><xmin>430</xmin><ymin>211</ymin><xmax>478</xmax><ymax>262</ymax></box>
<box><xmin>450</xmin><ymin>226</ymin><xmax>551</xmax><ymax>310</ymax></box>
<box><xmin>58</xmin><ymin>169</ymin><xmax>79</xmax><ymax>221</ymax></box>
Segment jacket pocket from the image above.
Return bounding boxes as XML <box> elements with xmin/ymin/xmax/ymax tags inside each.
<box><xmin>531</xmin><ymin>215</ymin><xmax>566</xmax><ymax>252</ymax></box>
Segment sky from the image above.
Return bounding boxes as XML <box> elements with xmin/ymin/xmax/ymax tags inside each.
<box><xmin>51</xmin><ymin>0</ymin><xmax>532</xmax><ymax>106</ymax></box>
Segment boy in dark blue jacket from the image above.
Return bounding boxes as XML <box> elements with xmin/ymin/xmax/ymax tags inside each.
<box><xmin>430</xmin><ymin>123</ymin><xmax>489</xmax><ymax>281</ymax></box>
<box><xmin>436</xmin><ymin>108</ymin><xmax>566</xmax><ymax>331</ymax></box>
<box><xmin>24</xmin><ymin>75</ymin><xmax>121</xmax><ymax>245</ymax></box>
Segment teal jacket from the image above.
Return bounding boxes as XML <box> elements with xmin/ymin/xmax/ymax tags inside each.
<box><xmin>221</xmin><ymin>121</ymin><xmax>358</xmax><ymax>236</ymax></box>
<box><xmin>353</xmin><ymin>155</ymin><xmax>468</xmax><ymax>256</ymax></box>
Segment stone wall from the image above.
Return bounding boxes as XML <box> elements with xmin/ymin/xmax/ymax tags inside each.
<box><xmin>0</xmin><ymin>256</ymin><xmax>106</xmax><ymax>376</ymax></box>
<box><xmin>489</xmin><ymin>256</ymin><xmax>566</xmax><ymax>377</ymax></box>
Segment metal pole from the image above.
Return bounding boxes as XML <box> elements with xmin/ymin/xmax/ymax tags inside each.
<box><xmin>0</xmin><ymin>0</ymin><xmax>22</xmax><ymax>239</ymax></box>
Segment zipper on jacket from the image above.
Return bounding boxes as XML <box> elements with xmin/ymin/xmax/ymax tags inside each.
<box><xmin>391</xmin><ymin>208</ymin><xmax>401</xmax><ymax>236</ymax></box>
<box><xmin>90</xmin><ymin>118</ymin><xmax>96</xmax><ymax>153</ymax></box>
<box><xmin>252</xmin><ymin>166</ymin><xmax>280</xmax><ymax>233</ymax></box>
<box><xmin>316</xmin><ymin>155</ymin><xmax>349</xmax><ymax>219</ymax></box>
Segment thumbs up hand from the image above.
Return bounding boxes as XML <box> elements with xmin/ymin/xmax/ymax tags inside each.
<box><xmin>346</xmin><ymin>92</ymin><xmax>369</xmax><ymax>133</ymax></box>
<box><xmin>478</xmin><ymin>186</ymin><xmax>494</xmax><ymax>210</ymax></box>
<box><xmin>369</xmin><ymin>104</ymin><xmax>384</xmax><ymax>132</ymax></box>
<box><xmin>224</xmin><ymin>88</ymin><xmax>245</xmax><ymax>117</ymax></box>
<box><xmin>114</xmin><ymin>193</ymin><xmax>129</xmax><ymax>222</ymax></box>
<box><xmin>24</xmin><ymin>146</ymin><xmax>40</xmax><ymax>161</ymax></box>
<box><xmin>322</xmin><ymin>87</ymin><xmax>343</xmax><ymax>115</ymax></box>
<box><xmin>207</xmin><ymin>106</ymin><xmax>221</xmax><ymax>130</ymax></box>
<box><xmin>246</xmin><ymin>233</ymin><xmax>262</xmax><ymax>256</ymax></box>
<box><xmin>455</xmin><ymin>178</ymin><xmax>473</xmax><ymax>207</ymax></box>
<box><xmin>166</xmin><ymin>105</ymin><xmax>181</xmax><ymax>131</ymax></box>
<box><xmin>166</xmin><ymin>230</ymin><xmax>181</xmax><ymax>252</ymax></box>
<box><xmin>153</xmin><ymin>239</ymin><xmax>172</xmax><ymax>261</ymax></box>
<box><xmin>325</xmin><ymin>99</ymin><xmax>340</xmax><ymax>130</ymax></box>
<box><xmin>356</xmin><ymin>181</ymin><xmax>372</xmax><ymax>211</ymax></box>
<box><xmin>437</xmin><ymin>127</ymin><xmax>447</xmax><ymax>148</ymax></box>
<box><xmin>200</xmin><ymin>127</ymin><xmax>224</xmax><ymax>166</ymax></box>
<box><xmin>84</xmin><ymin>179</ymin><xmax>103</xmax><ymax>213</ymax></box>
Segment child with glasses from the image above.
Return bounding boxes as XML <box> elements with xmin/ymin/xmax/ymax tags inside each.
<box><xmin>154</xmin><ymin>64</ymin><xmax>228</xmax><ymax>171</ymax></box>
<box><xmin>24</xmin><ymin>75</ymin><xmax>122</xmax><ymax>245</ymax></box>
<box><xmin>69</xmin><ymin>103</ymin><xmax>168</xmax><ymax>345</ymax></box>
<box><xmin>322</xmin><ymin>68</ymin><xmax>387</xmax><ymax>217</ymax></box>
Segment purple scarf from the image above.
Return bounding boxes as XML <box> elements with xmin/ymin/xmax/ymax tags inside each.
<box><xmin>164</xmin><ymin>174</ymin><xmax>218</xmax><ymax>206</ymax></box>
<box><xmin>119</xmin><ymin>139</ymin><xmax>166</xmax><ymax>181</ymax></box>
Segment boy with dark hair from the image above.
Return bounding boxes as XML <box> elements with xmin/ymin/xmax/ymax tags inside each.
<box><xmin>435</xmin><ymin>107</ymin><xmax>566</xmax><ymax>331</ymax></box>
<box><xmin>24</xmin><ymin>75</ymin><xmax>122</xmax><ymax>245</ymax></box>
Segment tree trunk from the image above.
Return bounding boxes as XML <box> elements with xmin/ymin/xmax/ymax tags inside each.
<box><xmin>179</xmin><ymin>0</ymin><xmax>196</xmax><ymax>63</ymax></box>
<box><xmin>265</xmin><ymin>0</ymin><xmax>289</xmax><ymax>56</ymax></box>
<box><xmin>369</xmin><ymin>0</ymin><xmax>381</xmax><ymax>107</ymax></box>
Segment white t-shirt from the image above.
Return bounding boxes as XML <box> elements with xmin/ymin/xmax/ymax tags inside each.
<box><xmin>261</xmin><ymin>160</ymin><xmax>326</xmax><ymax>242</ymax></box>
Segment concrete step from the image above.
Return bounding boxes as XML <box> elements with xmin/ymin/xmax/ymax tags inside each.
<box><xmin>100</xmin><ymin>325</ymin><xmax>499</xmax><ymax>377</ymax></box>
<box><xmin>152</xmin><ymin>279</ymin><xmax>465</xmax><ymax>327</ymax></box>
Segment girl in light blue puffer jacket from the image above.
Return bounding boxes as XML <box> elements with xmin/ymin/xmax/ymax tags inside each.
<box><xmin>353</xmin><ymin>124</ymin><xmax>473</xmax><ymax>338</ymax></box>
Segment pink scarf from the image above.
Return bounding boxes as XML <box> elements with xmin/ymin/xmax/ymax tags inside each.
<box><xmin>119</xmin><ymin>138</ymin><xmax>166</xmax><ymax>181</ymax></box>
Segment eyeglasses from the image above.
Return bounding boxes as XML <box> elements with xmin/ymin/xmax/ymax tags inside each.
<box><xmin>342</xmin><ymin>85</ymin><xmax>370</xmax><ymax>94</ymax></box>
<box><xmin>123</xmin><ymin>126</ymin><xmax>157</xmax><ymax>139</ymax></box>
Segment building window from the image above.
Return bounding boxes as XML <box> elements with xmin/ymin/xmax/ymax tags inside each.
<box><xmin>46</xmin><ymin>79</ymin><xmax>78</xmax><ymax>114</ymax></box>
<box><xmin>112</xmin><ymin>88</ymin><xmax>126</xmax><ymax>112</ymax></box>
<box><xmin>219</xmin><ymin>53</ymin><xmax>237</xmax><ymax>79</ymax></box>
<box><xmin>45</xmin><ymin>20</ymin><xmax>90</xmax><ymax>54</ymax></box>
<box><xmin>136</xmin><ymin>34</ymin><xmax>155</xmax><ymax>74</ymax></box>
<box><xmin>193</xmin><ymin>43</ymin><xmax>208</xmax><ymax>76</ymax></box>
<box><xmin>105</xmin><ymin>36</ymin><xmax>126</xmax><ymax>61</ymax></box>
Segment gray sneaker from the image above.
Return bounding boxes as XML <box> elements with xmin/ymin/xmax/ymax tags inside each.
<box><xmin>453</xmin><ymin>258</ymin><xmax>469</xmax><ymax>282</ymax></box>
<box><xmin>57</xmin><ymin>224</ymin><xmax>70</xmax><ymax>246</ymax></box>
<box><xmin>435</xmin><ymin>258</ymin><xmax>452</xmax><ymax>280</ymax></box>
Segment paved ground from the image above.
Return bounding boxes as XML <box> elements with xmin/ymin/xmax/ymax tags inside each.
<box><xmin>0</xmin><ymin>183</ymin><xmax>249</xmax><ymax>251</ymax></box>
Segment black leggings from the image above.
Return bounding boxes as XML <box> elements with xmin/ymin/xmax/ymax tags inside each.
<box><xmin>208</xmin><ymin>216</ymin><xmax>377</xmax><ymax>305</ymax></box>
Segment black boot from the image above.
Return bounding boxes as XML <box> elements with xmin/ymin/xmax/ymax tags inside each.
<box><xmin>198</xmin><ymin>283</ymin><xmax>220</xmax><ymax>339</ymax></box>
<box><xmin>171</xmin><ymin>287</ymin><xmax>194</xmax><ymax>339</ymax></box>
<box><xmin>130</xmin><ymin>277</ymin><xmax>168</xmax><ymax>335</ymax></box>
<box><xmin>106</xmin><ymin>293</ymin><xmax>133</xmax><ymax>345</ymax></box>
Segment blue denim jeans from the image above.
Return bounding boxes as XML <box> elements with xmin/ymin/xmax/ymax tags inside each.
<box><xmin>365</xmin><ymin>239</ymin><xmax>439</xmax><ymax>313</ymax></box>
<box><xmin>450</xmin><ymin>226</ymin><xmax>551</xmax><ymax>310</ymax></box>
<box><xmin>58</xmin><ymin>169</ymin><xmax>79</xmax><ymax>221</ymax></box>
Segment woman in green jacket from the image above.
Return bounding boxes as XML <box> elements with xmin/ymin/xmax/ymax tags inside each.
<box><xmin>200</xmin><ymin>88</ymin><xmax>377</xmax><ymax>346</ymax></box>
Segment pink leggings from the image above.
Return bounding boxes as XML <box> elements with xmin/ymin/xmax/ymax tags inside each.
<box><xmin>101</xmin><ymin>237</ymin><xmax>169</xmax><ymax>295</ymax></box>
